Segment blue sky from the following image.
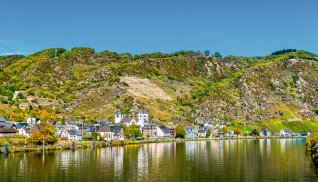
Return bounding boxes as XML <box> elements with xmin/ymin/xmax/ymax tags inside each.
<box><xmin>1</xmin><ymin>0</ymin><xmax>318</xmax><ymax>56</ymax></box>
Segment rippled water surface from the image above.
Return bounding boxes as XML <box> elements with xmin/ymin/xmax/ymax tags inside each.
<box><xmin>1</xmin><ymin>138</ymin><xmax>318</xmax><ymax>181</ymax></box>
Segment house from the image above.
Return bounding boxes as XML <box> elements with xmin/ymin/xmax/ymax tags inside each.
<box><xmin>99</xmin><ymin>118</ymin><xmax>109</xmax><ymax>126</ymax></box>
<box><xmin>65</xmin><ymin>119</ymin><xmax>77</xmax><ymax>125</ymax></box>
<box><xmin>227</xmin><ymin>130</ymin><xmax>234</xmax><ymax>137</ymax></box>
<box><xmin>85</xmin><ymin>124</ymin><xmax>98</xmax><ymax>134</ymax></box>
<box><xmin>119</xmin><ymin>118</ymin><xmax>137</xmax><ymax>126</ymax></box>
<box><xmin>18</xmin><ymin>127</ymin><xmax>30</xmax><ymax>136</ymax></box>
<box><xmin>137</xmin><ymin>108</ymin><xmax>149</xmax><ymax>127</ymax></box>
<box><xmin>197</xmin><ymin>128</ymin><xmax>207</xmax><ymax>138</ymax></box>
<box><xmin>0</xmin><ymin>117</ymin><xmax>8</xmax><ymax>123</ymax></box>
<box><xmin>114</xmin><ymin>108</ymin><xmax>124</xmax><ymax>124</ymax></box>
<box><xmin>28</xmin><ymin>124</ymin><xmax>44</xmax><ymax>135</ymax></box>
<box><xmin>61</xmin><ymin>129</ymin><xmax>83</xmax><ymax>141</ymax></box>
<box><xmin>98</xmin><ymin>124</ymin><xmax>124</xmax><ymax>141</ymax></box>
<box><xmin>260</xmin><ymin>129</ymin><xmax>271</xmax><ymax>137</ymax></box>
<box><xmin>157</xmin><ymin>126</ymin><xmax>172</xmax><ymax>139</ymax></box>
<box><xmin>280</xmin><ymin>129</ymin><xmax>292</xmax><ymax>137</ymax></box>
<box><xmin>0</xmin><ymin>128</ymin><xmax>18</xmax><ymax>137</ymax></box>
<box><xmin>0</xmin><ymin>122</ymin><xmax>17</xmax><ymax>129</ymax></box>
<box><xmin>185</xmin><ymin>127</ymin><xmax>196</xmax><ymax>139</ymax></box>
<box><xmin>203</xmin><ymin>122</ymin><xmax>213</xmax><ymax>130</ymax></box>
<box><xmin>169</xmin><ymin>126</ymin><xmax>176</xmax><ymax>139</ymax></box>
<box><xmin>27</xmin><ymin>116</ymin><xmax>37</xmax><ymax>125</ymax></box>
<box><xmin>142</xmin><ymin>124</ymin><xmax>157</xmax><ymax>138</ymax></box>
<box><xmin>17</xmin><ymin>122</ymin><xmax>29</xmax><ymax>129</ymax></box>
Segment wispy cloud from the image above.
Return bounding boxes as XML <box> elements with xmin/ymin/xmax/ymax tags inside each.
<box><xmin>0</xmin><ymin>52</ymin><xmax>28</xmax><ymax>56</ymax></box>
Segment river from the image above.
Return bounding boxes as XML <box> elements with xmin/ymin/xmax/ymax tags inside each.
<box><xmin>1</xmin><ymin>138</ymin><xmax>318</xmax><ymax>181</ymax></box>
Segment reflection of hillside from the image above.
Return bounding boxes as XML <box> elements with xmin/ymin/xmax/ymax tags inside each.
<box><xmin>1</xmin><ymin>138</ymin><xmax>317</xmax><ymax>181</ymax></box>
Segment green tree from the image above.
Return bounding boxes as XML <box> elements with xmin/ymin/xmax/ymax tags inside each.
<box><xmin>215</xmin><ymin>52</ymin><xmax>222</xmax><ymax>58</ymax></box>
<box><xmin>176</xmin><ymin>124</ymin><xmax>186</xmax><ymax>138</ymax></box>
<box><xmin>29</xmin><ymin>124</ymin><xmax>58</xmax><ymax>145</ymax></box>
<box><xmin>83</xmin><ymin>132</ymin><xmax>92</xmax><ymax>141</ymax></box>
<box><xmin>206</xmin><ymin>129</ymin><xmax>211</xmax><ymax>138</ymax></box>
<box><xmin>123</xmin><ymin>124</ymin><xmax>142</xmax><ymax>140</ymax></box>
<box><xmin>91</xmin><ymin>132</ymin><xmax>98</xmax><ymax>140</ymax></box>
<box><xmin>250</xmin><ymin>128</ymin><xmax>260</xmax><ymax>136</ymax></box>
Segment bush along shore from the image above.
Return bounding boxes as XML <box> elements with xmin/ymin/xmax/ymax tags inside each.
<box><xmin>0</xmin><ymin>136</ymin><xmax>308</xmax><ymax>154</ymax></box>
<box><xmin>306</xmin><ymin>132</ymin><xmax>318</xmax><ymax>166</ymax></box>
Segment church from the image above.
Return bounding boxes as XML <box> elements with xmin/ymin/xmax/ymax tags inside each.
<box><xmin>114</xmin><ymin>107</ymin><xmax>149</xmax><ymax>127</ymax></box>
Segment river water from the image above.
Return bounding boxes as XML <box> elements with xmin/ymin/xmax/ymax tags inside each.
<box><xmin>1</xmin><ymin>138</ymin><xmax>318</xmax><ymax>181</ymax></box>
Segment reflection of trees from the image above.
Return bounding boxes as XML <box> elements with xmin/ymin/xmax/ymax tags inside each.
<box><xmin>1</xmin><ymin>138</ymin><xmax>316</xmax><ymax>181</ymax></box>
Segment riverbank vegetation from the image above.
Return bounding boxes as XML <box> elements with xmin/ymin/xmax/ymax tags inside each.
<box><xmin>306</xmin><ymin>132</ymin><xmax>318</xmax><ymax>165</ymax></box>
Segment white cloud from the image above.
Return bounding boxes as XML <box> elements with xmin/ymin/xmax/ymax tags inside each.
<box><xmin>0</xmin><ymin>52</ymin><xmax>27</xmax><ymax>56</ymax></box>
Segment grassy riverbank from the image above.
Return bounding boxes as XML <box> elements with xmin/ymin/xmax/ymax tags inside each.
<box><xmin>0</xmin><ymin>136</ymin><xmax>307</xmax><ymax>154</ymax></box>
<box><xmin>306</xmin><ymin>132</ymin><xmax>318</xmax><ymax>165</ymax></box>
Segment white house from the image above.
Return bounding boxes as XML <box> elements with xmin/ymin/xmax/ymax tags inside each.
<box><xmin>18</xmin><ymin>127</ymin><xmax>30</xmax><ymax>136</ymax></box>
<box><xmin>156</xmin><ymin>126</ymin><xmax>171</xmax><ymax>139</ymax></box>
<box><xmin>27</xmin><ymin>116</ymin><xmax>37</xmax><ymax>125</ymax></box>
<box><xmin>61</xmin><ymin>129</ymin><xmax>83</xmax><ymax>141</ymax></box>
<box><xmin>114</xmin><ymin>109</ymin><xmax>124</xmax><ymax>124</ymax></box>
<box><xmin>186</xmin><ymin>127</ymin><xmax>196</xmax><ymax>139</ymax></box>
<box><xmin>137</xmin><ymin>108</ymin><xmax>149</xmax><ymax>128</ymax></box>
<box><xmin>197</xmin><ymin>128</ymin><xmax>207</xmax><ymax>138</ymax></box>
<box><xmin>280</xmin><ymin>129</ymin><xmax>292</xmax><ymax>137</ymax></box>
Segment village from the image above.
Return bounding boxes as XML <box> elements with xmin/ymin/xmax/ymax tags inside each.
<box><xmin>0</xmin><ymin>107</ymin><xmax>312</xmax><ymax>143</ymax></box>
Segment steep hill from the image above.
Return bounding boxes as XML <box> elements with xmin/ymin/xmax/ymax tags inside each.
<box><xmin>1</xmin><ymin>48</ymin><xmax>318</xmax><ymax>129</ymax></box>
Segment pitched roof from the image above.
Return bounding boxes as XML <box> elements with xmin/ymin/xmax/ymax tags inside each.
<box><xmin>138</xmin><ymin>108</ymin><xmax>148</xmax><ymax>115</ymax></box>
<box><xmin>28</xmin><ymin>124</ymin><xmax>44</xmax><ymax>133</ymax></box>
<box><xmin>115</xmin><ymin>109</ymin><xmax>123</xmax><ymax>115</ymax></box>
<box><xmin>282</xmin><ymin>129</ymin><xmax>293</xmax><ymax>133</ymax></box>
<box><xmin>143</xmin><ymin>124</ymin><xmax>156</xmax><ymax>129</ymax></box>
<box><xmin>120</xmin><ymin>118</ymin><xmax>135</xmax><ymax>124</ymax></box>
<box><xmin>66</xmin><ymin>129</ymin><xmax>82</xmax><ymax>136</ymax></box>
<box><xmin>158</xmin><ymin>126</ymin><xmax>170</xmax><ymax>133</ymax></box>
<box><xmin>98</xmin><ymin>125</ymin><xmax>111</xmax><ymax>132</ymax></box>
<box><xmin>0</xmin><ymin>117</ymin><xmax>8</xmax><ymax>122</ymax></box>
<box><xmin>18</xmin><ymin>122</ymin><xmax>30</xmax><ymax>128</ymax></box>
<box><xmin>0</xmin><ymin>128</ymin><xmax>18</xmax><ymax>133</ymax></box>
<box><xmin>198</xmin><ymin>128</ymin><xmax>207</xmax><ymax>133</ymax></box>
<box><xmin>109</xmin><ymin>125</ymin><xmax>123</xmax><ymax>134</ymax></box>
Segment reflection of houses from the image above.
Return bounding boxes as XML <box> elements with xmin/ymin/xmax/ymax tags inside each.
<box><xmin>142</xmin><ymin>124</ymin><xmax>157</xmax><ymax>138</ymax></box>
<box><xmin>98</xmin><ymin>124</ymin><xmax>124</xmax><ymax>141</ymax></box>
<box><xmin>61</xmin><ymin>129</ymin><xmax>83</xmax><ymax>140</ymax></box>
<box><xmin>157</xmin><ymin>126</ymin><xmax>171</xmax><ymax>139</ymax></box>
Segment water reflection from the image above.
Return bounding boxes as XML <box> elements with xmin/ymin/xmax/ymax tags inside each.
<box><xmin>1</xmin><ymin>138</ymin><xmax>318</xmax><ymax>181</ymax></box>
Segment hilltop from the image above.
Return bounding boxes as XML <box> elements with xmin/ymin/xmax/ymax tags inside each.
<box><xmin>1</xmin><ymin>48</ymin><xmax>318</xmax><ymax>132</ymax></box>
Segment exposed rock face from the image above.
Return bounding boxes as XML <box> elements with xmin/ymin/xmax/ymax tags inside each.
<box><xmin>121</xmin><ymin>77</ymin><xmax>171</xmax><ymax>101</ymax></box>
<box><xmin>192</xmin><ymin>58</ymin><xmax>318</xmax><ymax>124</ymax></box>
